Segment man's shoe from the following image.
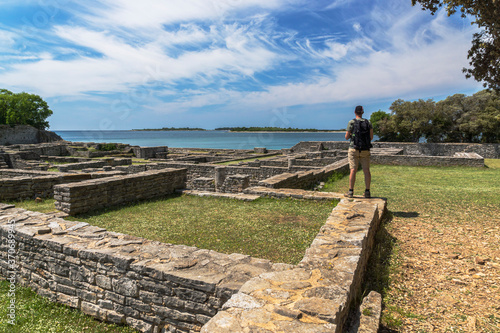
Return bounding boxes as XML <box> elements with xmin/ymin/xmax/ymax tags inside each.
<box><xmin>344</xmin><ymin>190</ymin><xmax>354</xmax><ymax>198</ymax></box>
<box><xmin>364</xmin><ymin>190</ymin><xmax>371</xmax><ymax>198</ymax></box>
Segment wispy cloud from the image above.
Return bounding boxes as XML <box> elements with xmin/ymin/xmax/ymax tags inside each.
<box><xmin>0</xmin><ymin>0</ymin><xmax>483</xmax><ymax>130</ymax></box>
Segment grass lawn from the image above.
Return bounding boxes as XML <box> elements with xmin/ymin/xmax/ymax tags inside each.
<box><xmin>322</xmin><ymin>160</ymin><xmax>500</xmax><ymax>332</ymax></box>
<box><xmin>9</xmin><ymin>196</ymin><xmax>336</xmax><ymax>265</ymax></box>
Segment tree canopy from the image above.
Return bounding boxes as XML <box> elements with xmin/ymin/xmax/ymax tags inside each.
<box><xmin>411</xmin><ymin>0</ymin><xmax>500</xmax><ymax>91</ymax></box>
<box><xmin>370</xmin><ymin>89</ymin><xmax>500</xmax><ymax>143</ymax></box>
<box><xmin>0</xmin><ymin>89</ymin><xmax>53</xmax><ymax>130</ymax></box>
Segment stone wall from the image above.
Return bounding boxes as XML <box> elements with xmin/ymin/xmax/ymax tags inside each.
<box><xmin>133</xmin><ymin>146</ymin><xmax>168</xmax><ymax>159</ymax></box>
<box><xmin>0</xmin><ymin>171</ymin><xmax>92</xmax><ymax>201</ymax></box>
<box><xmin>0</xmin><ymin>191</ymin><xmax>386</xmax><ymax>333</ymax></box>
<box><xmin>118</xmin><ymin>162</ymin><xmax>293</xmax><ymax>190</ymax></box>
<box><xmin>0</xmin><ymin>203</ymin><xmax>278</xmax><ymax>333</ymax></box>
<box><xmin>259</xmin><ymin>159</ymin><xmax>350</xmax><ymax>189</ymax></box>
<box><xmin>202</xmin><ymin>196</ymin><xmax>386</xmax><ymax>333</ymax></box>
<box><xmin>371</xmin><ymin>153</ymin><xmax>484</xmax><ymax>167</ymax></box>
<box><xmin>54</xmin><ymin>169</ymin><xmax>187</xmax><ymax>215</ymax></box>
<box><xmin>0</xmin><ymin>169</ymin><xmax>60</xmax><ymax>178</ymax></box>
<box><xmin>219</xmin><ymin>175</ymin><xmax>250</xmax><ymax>193</ymax></box>
<box><xmin>291</xmin><ymin>141</ymin><xmax>500</xmax><ymax>159</ymax></box>
<box><xmin>11</xmin><ymin>143</ymin><xmax>69</xmax><ymax>156</ymax></box>
<box><xmin>57</xmin><ymin>158</ymin><xmax>132</xmax><ymax>172</ymax></box>
<box><xmin>0</xmin><ymin>125</ymin><xmax>63</xmax><ymax>145</ymax></box>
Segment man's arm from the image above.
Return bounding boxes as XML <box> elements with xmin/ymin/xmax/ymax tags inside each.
<box><xmin>370</xmin><ymin>128</ymin><xmax>374</xmax><ymax>141</ymax></box>
<box><xmin>345</xmin><ymin>120</ymin><xmax>352</xmax><ymax>140</ymax></box>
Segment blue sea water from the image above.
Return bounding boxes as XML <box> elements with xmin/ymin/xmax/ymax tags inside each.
<box><xmin>54</xmin><ymin>130</ymin><xmax>348</xmax><ymax>150</ymax></box>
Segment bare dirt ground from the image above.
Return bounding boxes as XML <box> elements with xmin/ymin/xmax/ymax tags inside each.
<box><xmin>379</xmin><ymin>213</ymin><xmax>500</xmax><ymax>332</ymax></box>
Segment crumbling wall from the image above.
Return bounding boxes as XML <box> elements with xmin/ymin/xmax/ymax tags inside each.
<box><xmin>54</xmin><ymin>169</ymin><xmax>187</xmax><ymax>215</ymax></box>
<box><xmin>0</xmin><ymin>192</ymin><xmax>386</xmax><ymax>333</ymax></box>
<box><xmin>0</xmin><ymin>203</ymin><xmax>277</xmax><ymax>332</ymax></box>
<box><xmin>0</xmin><ymin>125</ymin><xmax>63</xmax><ymax>145</ymax></box>
<box><xmin>259</xmin><ymin>159</ymin><xmax>349</xmax><ymax>189</ymax></box>
<box><xmin>371</xmin><ymin>153</ymin><xmax>484</xmax><ymax>167</ymax></box>
<box><xmin>0</xmin><ymin>171</ymin><xmax>92</xmax><ymax>201</ymax></box>
<box><xmin>291</xmin><ymin>141</ymin><xmax>500</xmax><ymax>159</ymax></box>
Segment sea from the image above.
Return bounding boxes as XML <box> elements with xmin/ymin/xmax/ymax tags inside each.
<box><xmin>54</xmin><ymin>130</ymin><xmax>349</xmax><ymax>150</ymax></box>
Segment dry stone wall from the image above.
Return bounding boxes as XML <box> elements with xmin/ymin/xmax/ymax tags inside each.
<box><xmin>0</xmin><ymin>171</ymin><xmax>92</xmax><ymax>201</ymax></box>
<box><xmin>0</xmin><ymin>125</ymin><xmax>62</xmax><ymax>145</ymax></box>
<box><xmin>371</xmin><ymin>153</ymin><xmax>484</xmax><ymax>167</ymax></box>
<box><xmin>1</xmin><ymin>191</ymin><xmax>386</xmax><ymax>333</ymax></box>
<box><xmin>259</xmin><ymin>159</ymin><xmax>349</xmax><ymax>189</ymax></box>
<box><xmin>0</xmin><ymin>203</ymin><xmax>279</xmax><ymax>333</ymax></box>
<box><xmin>56</xmin><ymin>158</ymin><xmax>132</xmax><ymax>172</ymax></box>
<box><xmin>198</xmin><ymin>194</ymin><xmax>387</xmax><ymax>333</ymax></box>
<box><xmin>54</xmin><ymin>169</ymin><xmax>187</xmax><ymax>215</ymax></box>
<box><xmin>291</xmin><ymin>141</ymin><xmax>500</xmax><ymax>159</ymax></box>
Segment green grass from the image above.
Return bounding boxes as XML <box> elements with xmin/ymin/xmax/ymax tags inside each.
<box><xmin>485</xmin><ymin>158</ymin><xmax>500</xmax><ymax>169</ymax></box>
<box><xmin>11</xmin><ymin>196</ymin><xmax>336</xmax><ymax>265</ymax></box>
<box><xmin>0</xmin><ymin>280</ymin><xmax>136</xmax><ymax>333</ymax></box>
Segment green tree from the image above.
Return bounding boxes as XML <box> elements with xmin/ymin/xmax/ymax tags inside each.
<box><xmin>383</xmin><ymin>99</ymin><xmax>436</xmax><ymax>142</ymax></box>
<box><xmin>458</xmin><ymin>89</ymin><xmax>500</xmax><ymax>143</ymax></box>
<box><xmin>0</xmin><ymin>89</ymin><xmax>14</xmax><ymax>126</ymax></box>
<box><xmin>411</xmin><ymin>0</ymin><xmax>500</xmax><ymax>91</ymax></box>
<box><xmin>369</xmin><ymin>110</ymin><xmax>394</xmax><ymax>141</ymax></box>
<box><xmin>430</xmin><ymin>93</ymin><xmax>469</xmax><ymax>142</ymax></box>
<box><xmin>0</xmin><ymin>90</ymin><xmax>53</xmax><ymax>130</ymax></box>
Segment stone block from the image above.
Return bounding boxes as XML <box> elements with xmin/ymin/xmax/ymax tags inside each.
<box><xmin>113</xmin><ymin>277</ymin><xmax>138</xmax><ymax>297</ymax></box>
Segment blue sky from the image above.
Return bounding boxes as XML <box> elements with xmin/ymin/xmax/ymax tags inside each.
<box><xmin>0</xmin><ymin>0</ymin><xmax>484</xmax><ymax>130</ymax></box>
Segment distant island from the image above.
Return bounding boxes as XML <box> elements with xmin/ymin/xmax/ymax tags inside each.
<box><xmin>215</xmin><ymin>127</ymin><xmax>345</xmax><ymax>132</ymax></box>
<box><xmin>131</xmin><ymin>127</ymin><xmax>206</xmax><ymax>131</ymax></box>
<box><xmin>131</xmin><ymin>126</ymin><xmax>345</xmax><ymax>132</ymax></box>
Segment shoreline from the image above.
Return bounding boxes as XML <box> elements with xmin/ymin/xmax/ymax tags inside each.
<box><xmin>228</xmin><ymin>130</ymin><xmax>345</xmax><ymax>133</ymax></box>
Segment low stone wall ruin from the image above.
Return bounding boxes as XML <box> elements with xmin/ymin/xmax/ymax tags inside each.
<box><xmin>371</xmin><ymin>153</ymin><xmax>484</xmax><ymax>167</ymax></box>
<box><xmin>0</xmin><ymin>170</ymin><xmax>93</xmax><ymax>201</ymax></box>
<box><xmin>56</xmin><ymin>158</ymin><xmax>132</xmax><ymax>172</ymax></box>
<box><xmin>259</xmin><ymin>159</ymin><xmax>349</xmax><ymax>189</ymax></box>
<box><xmin>291</xmin><ymin>141</ymin><xmax>500</xmax><ymax>159</ymax></box>
<box><xmin>0</xmin><ymin>203</ymin><xmax>277</xmax><ymax>332</ymax></box>
<box><xmin>54</xmin><ymin>169</ymin><xmax>187</xmax><ymax>215</ymax></box>
<box><xmin>0</xmin><ymin>191</ymin><xmax>386</xmax><ymax>333</ymax></box>
<box><xmin>202</xmin><ymin>196</ymin><xmax>386</xmax><ymax>333</ymax></box>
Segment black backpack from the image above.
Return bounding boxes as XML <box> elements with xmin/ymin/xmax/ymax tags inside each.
<box><xmin>352</xmin><ymin>119</ymin><xmax>372</xmax><ymax>150</ymax></box>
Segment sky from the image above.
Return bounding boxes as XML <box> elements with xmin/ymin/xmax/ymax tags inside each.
<box><xmin>0</xmin><ymin>0</ymin><xmax>485</xmax><ymax>130</ymax></box>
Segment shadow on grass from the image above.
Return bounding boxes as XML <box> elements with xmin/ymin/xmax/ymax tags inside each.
<box><xmin>392</xmin><ymin>211</ymin><xmax>419</xmax><ymax>218</ymax></box>
<box><xmin>363</xmin><ymin>211</ymin><xmax>402</xmax><ymax>331</ymax></box>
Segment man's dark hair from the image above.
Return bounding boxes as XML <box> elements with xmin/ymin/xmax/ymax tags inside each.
<box><xmin>355</xmin><ymin>105</ymin><xmax>364</xmax><ymax>115</ymax></box>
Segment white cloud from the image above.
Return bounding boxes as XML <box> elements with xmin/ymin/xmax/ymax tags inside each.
<box><xmin>77</xmin><ymin>0</ymin><xmax>288</xmax><ymax>29</ymax></box>
<box><xmin>153</xmin><ymin>8</ymin><xmax>481</xmax><ymax>113</ymax></box>
<box><xmin>0</xmin><ymin>30</ymin><xmax>16</xmax><ymax>52</ymax></box>
<box><xmin>0</xmin><ymin>19</ymin><xmax>280</xmax><ymax>97</ymax></box>
<box><xmin>325</xmin><ymin>0</ymin><xmax>353</xmax><ymax>10</ymax></box>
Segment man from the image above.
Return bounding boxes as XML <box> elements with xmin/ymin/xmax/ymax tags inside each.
<box><xmin>345</xmin><ymin>105</ymin><xmax>373</xmax><ymax>198</ymax></box>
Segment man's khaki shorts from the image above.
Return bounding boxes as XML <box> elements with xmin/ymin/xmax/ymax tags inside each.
<box><xmin>348</xmin><ymin>148</ymin><xmax>370</xmax><ymax>170</ymax></box>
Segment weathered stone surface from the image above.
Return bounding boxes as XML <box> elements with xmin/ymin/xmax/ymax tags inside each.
<box><xmin>222</xmin><ymin>293</ymin><xmax>264</xmax><ymax>310</ymax></box>
<box><xmin>357</xmin><ymin>291</ymin><xmax>382</xmax><ymax>333</ymax></box>
<box><xmin>204</xmin><ymin>197</ymin><xmax>386</xmax><ymax>333</ymax></box>
<box><xmin>53</xmin><ymin>168</ymin><xmax>187</xmax><ymax>215</ymax></box>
